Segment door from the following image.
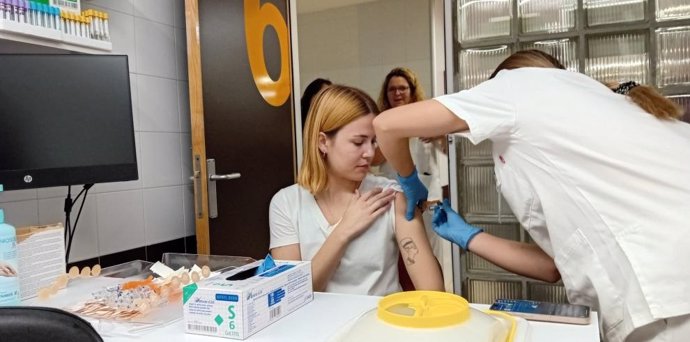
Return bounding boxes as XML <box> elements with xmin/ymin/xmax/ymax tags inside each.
<box><xmin>185</xmin><ymin>0</ymin><xmax>295</xmax><ymax>259</ymax></box>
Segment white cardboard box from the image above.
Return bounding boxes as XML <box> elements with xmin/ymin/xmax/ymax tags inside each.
<box><xmin>182</xmin><ymin>259</ymin><xmax>313</xmax><ymax>340</ymax></box>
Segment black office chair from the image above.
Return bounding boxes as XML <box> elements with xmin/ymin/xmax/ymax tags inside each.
<box><xmin>0</xmin><ymin>306</ymin><xmax>103</xmax><ymax>342</ymax></box>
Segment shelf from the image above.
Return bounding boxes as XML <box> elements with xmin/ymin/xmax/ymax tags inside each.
<box><xmin>0</xmin><ymin>18</ymin><xmax>111</xmax><ymax>54</ymax></box>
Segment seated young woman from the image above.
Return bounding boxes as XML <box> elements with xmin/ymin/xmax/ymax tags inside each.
<box><xmin>269</xmin><ymin>84</ymin><xmax>443</xmax><ymax>295</ymax></box>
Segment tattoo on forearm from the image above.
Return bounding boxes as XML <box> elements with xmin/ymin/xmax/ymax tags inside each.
<box><xmin>400</xmin><ymin>237</ymin><xmax>419</xmax><ymax>265</ymax></box>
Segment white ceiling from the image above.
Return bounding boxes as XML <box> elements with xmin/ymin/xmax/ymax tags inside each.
<box><xmin>296</xmin><ymin>0</ymin><xmax>380</xmax><ymax>14</ymax></box>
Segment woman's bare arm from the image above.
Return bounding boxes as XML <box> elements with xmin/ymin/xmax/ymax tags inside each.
<box><xmin>393</xmin><ymin>192</ymin><xmax>444</xmax><ymax>291</ymax></box>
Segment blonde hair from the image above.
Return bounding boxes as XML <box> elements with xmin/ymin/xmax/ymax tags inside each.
<box><xmin>377</xmin><ymin>67</ymin><xmax>426</xmax><ymax>111</ymax></box>
<box><xmin>494</xmin><ymin>50</ymin><xmax>683</xmax><ymax>120</ymax></box>
<box><xmin>606</xmin><ymin>82</ymin><xmax>684</xmax><ymax>120</ymax></box>
<box><xmin>298</xmin><ymin>84</ymin><xmax>379</xmax><ymax>194</ymax></box>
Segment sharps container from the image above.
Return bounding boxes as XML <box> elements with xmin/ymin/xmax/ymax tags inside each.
<box><xmin>331</xmin><ymin>291</ymin><xmax>517</xmax><ymax>342</ymax></box>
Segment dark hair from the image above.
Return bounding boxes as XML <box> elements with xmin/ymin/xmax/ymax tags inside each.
<box><xmin>490</xmin><ymin>49</ymin><xmax>565</xmax><ymax>79</ymax></box>
<box><xmin>300</xmin><ymin>78</ymin><xmax>332</xmax><ymax>128</ymax></box>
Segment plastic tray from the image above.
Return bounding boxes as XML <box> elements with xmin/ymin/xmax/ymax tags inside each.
<box><xmin>98</xmin><ymin>254</ymin><xmax>256</xmax><ymax>280</ymax></box>
<box><xmin>161</xmin><ymin>253</ymin><xmax>255</xmax><ymax>273</ymax></box>
<box><xmin>99</xmin><ymin>260</ymin><xmax>154</xmax><ymax>279</ymax></box>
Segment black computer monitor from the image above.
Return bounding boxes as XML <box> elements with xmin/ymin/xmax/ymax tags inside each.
<box><xmin>0</xmin><ymin>54</ymin><xmax>138</xmax><ymax>190</ymax></box>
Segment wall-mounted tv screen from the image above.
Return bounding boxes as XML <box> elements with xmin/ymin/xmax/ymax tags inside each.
<box><xmin>0</xmin><ymin>54</ymin><xmax>138</xmax><ymax>190</ymax></box>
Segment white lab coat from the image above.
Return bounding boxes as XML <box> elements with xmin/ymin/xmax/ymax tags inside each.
<box><xmin>436</xmin><ymin>67</ymin><xmax>690</xmax><ymax>342</ymax></box>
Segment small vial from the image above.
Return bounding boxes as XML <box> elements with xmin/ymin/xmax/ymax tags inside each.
<box><xmin>86</xmin><ymin>10</ymin><xmax>93</xmax><ymax>37</ymax></box>
<box><xmin>69</xmin><ymin>13</ymin><xmax>76</xmax><ymax>35</ymax></box>
<box><xmin>37</xmin><ymin>288</ymin><xmax>50</xmax><ymax>300</ymax></box>
<box><xmin>91</xmin><ymin>264</ymin><xmax>101</xmax><ymax>276</ymax></box>
<box><xmin>68</xmin><ymin>266</ymin><xmax>80</xmax><ymax>279</ymax></box>
<box><xmin>44</xmin><ymin>5</ymin><xmax>52</xmax><ymax>29</ymax></box>
<box><xmin>170</xmin><ymin>276</ymin><xmax>180</xmax><ymax>289</ymax></box>
<box><xmin>102</xmin><ymin>11</ymin><xmax>109</xmax><ymax>41</ymax></box>
<box><xmin>5</xmin><ymin>0</ymin><xmax>11</xmax><ymax>21</ymax></box>
<box><xmin>53</xmin><ymin>7</ymin><xmax>60</xmax><ymax>31</ymax></box>
<box><xmin>48</xmin><ymin>283</ymin><xmax>58</xmax><ymax>295</ymax></box>
<box><xmin>9</xmin><ymin>0</ymin><xmax>17</xmax><ymax>21</ymax></box>
<box><xmin>49</xmin><ymin>6</ymin><xmax>55</xmax><ymax>29</ymax></box>
<box><xmin>17</xmin><ymin>0</ymin><xmax>25</xmax><ymax>23</ymax></box>
<box><xmin>55</xmin><ymin>274</ymin><xmax>69</xmax><ymax>289</ymax></box>
<box><xmin>74</xmin><ymin>14</ymin><xmax>79</xmax><ymax>36</ymax></box>
<box><xmin>38</xmin><ymin>3</ymin><xmax>45</xmax><ymax>27</ymax></box>
<box><xmin>75</xmin><ymin>14</ymin><xmax>81</xmax><ymax>36</ymax></box>
<box><xmin>60</xmin><ymin>11</ymin><xmax>67</xmax><ymax>33</ymax></box>
<box><xmin>22</xmin><ymin>0</ymin><xmax>29</xmax><ymax>24</ymax></box>
<box><xmin>3</xmin><ymin>0</ymin><xmax>10</xmax><ymax>21</ymax></box>
<box><xmin>80</xmin><ymin>16</ymin><xmax>87</xmax><ymax>38</ymax></box>
<box><xmin>33</xmin><ymin>2</ymin><xmax>38</xmax><ymax>26</ymax></box>
<box><xmin>96</xmin><ymin>11</ymin><xmax>104</xmax><ymax>39</ymax></box>
<box><xmin>86</xmin><ymin>17</ymin><xmax>92</xmax><ymax>38</ymax></box>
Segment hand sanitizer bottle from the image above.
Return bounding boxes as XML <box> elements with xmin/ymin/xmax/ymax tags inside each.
<box><xmin>0</xmin><ymin>202</ymin><xmax>21</xmax><ymax>305</ymax></box>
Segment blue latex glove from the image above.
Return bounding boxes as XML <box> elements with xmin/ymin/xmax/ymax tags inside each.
<box><xmin>255</xmin><ymin>254</ymin><xmax>276</xmax><ymax>275</ymax></box>
<box><xmin>432</xmin><ymin>199</ymin><xmax>483</xmax><ymax>250</ymax></box>
<box><xmin>396</xmin><ymin>168</ymin><xmax>428</xmax><ymax>221</ymax></box>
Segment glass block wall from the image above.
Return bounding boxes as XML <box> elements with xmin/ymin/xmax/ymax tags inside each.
<box><xmin>450</xmin><ymin>0</ymin><xmax>690</xmax><ymax>304</ymax></box>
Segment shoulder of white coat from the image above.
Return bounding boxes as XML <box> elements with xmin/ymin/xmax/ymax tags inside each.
<box><xmin>362</xmin><ymin>174</ymin><xmax>402</xmax><ymax>192</ymax></box>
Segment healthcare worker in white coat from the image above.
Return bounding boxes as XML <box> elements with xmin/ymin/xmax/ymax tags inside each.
<box><xmin>373</xmin><ymin>50</ymin><xmax>690</xmax><ymax>342</ymax></box>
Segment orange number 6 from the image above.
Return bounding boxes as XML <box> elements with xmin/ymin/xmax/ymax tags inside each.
<box><xmin>244</xmin><ymin>0</ymin><xmax>291</xmax><ymax>107</ymax></box>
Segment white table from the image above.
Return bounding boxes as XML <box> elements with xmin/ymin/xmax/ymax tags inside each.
<box><xmin>24</xmin><ymin>278</ymin><xmax>600</xmax><ymax>341</ymax></box>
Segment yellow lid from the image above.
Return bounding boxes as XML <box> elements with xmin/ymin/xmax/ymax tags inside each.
<box><xmin>377</xmin><ymin>291</ymin><xmax>470</xmax><ymax>328</ymax></box>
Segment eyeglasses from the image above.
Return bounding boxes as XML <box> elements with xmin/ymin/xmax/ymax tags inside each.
<box><xmin>387</xmin><ymin>86</ymin><xmax>410</xmax><ymax>94</ymax></box>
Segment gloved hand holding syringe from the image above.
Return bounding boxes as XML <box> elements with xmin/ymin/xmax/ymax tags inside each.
<box><xmin>398</xmin><ymin>166</ymin><xmax>483</xmax><ymax>250</ymax></box>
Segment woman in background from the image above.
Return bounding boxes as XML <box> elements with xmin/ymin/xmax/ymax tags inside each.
<box><xmin>269</xmin><ymin>84</ymin><xmax>443</xmax><ymax>295</ymax></box>
<box><xmin>300</xmin><ymin>78</ymin><xmax>332</xmax><ymax>131</ymax></box>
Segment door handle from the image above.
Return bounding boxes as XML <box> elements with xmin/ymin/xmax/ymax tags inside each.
<box><xmin>207</xmin><ymin>159</ymin><xmax>240</xmax><ymax>219</ymax></box>
<box><xmin>209</xmin><ymin>173</ymin><xmax>241</xmax><ymax>181</ymax></box>
<box><xmin>192</xmin><ymin>155</ymin><xmax>203</xmax><ymax>219</ymax></box>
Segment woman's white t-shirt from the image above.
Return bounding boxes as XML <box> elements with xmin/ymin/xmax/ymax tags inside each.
<box><xmin>268</xmin><ymin>174</ymin><xmax>402</xmax><ymax>296</ymax></box>
<box><xmin>435</xmin><ymin>67</ymin><xmax>690</xmax><ymax>342</ymax></box>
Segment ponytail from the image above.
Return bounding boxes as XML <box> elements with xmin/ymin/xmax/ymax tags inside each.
<box><xmin>610</xmin><ymin>81</ymin><xmax>684</xmax><ymax>120</ymax></box>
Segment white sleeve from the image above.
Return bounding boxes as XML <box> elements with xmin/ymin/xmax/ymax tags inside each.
<box><xmin>268</xmin><ymin>189</ymin><xmax>300</xmax><ymax>249</ymax></box>
<box><xmin>434</xmin><ymin>75</ymin><xmax>516</xmax><ymax>144</ymax></box>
